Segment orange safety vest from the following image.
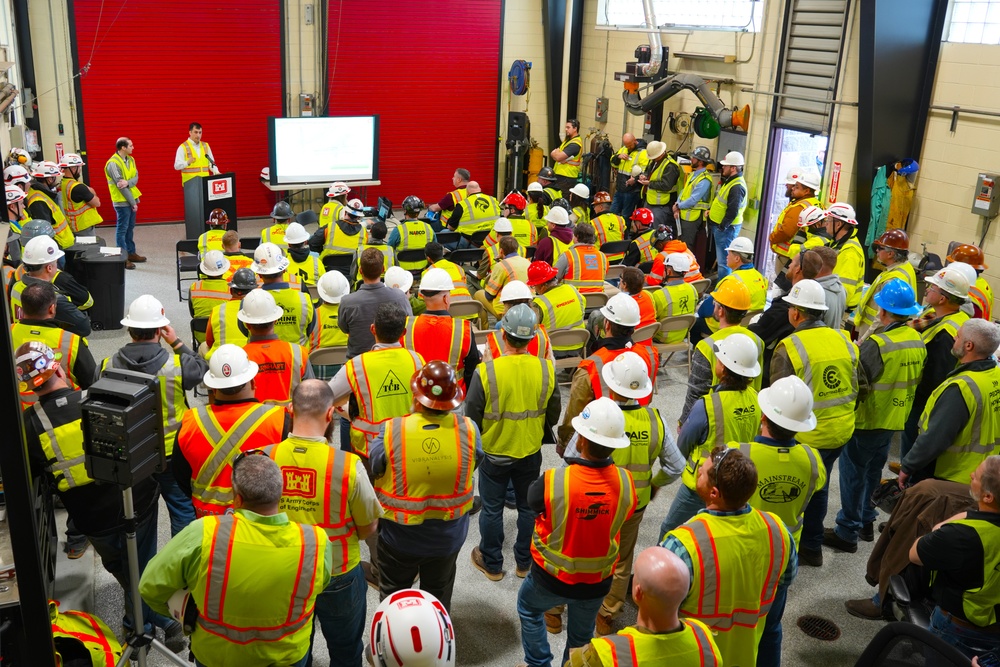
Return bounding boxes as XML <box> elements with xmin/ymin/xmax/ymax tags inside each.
<box><xmin>530</xmin><ymin>463</ymin><xmax>637</xmax><ymax>585</ymax></box>
<box><xmin>177</xmin><ymin>402</ymin><xmax>286</xmax><ymax>516</ymax></box>
<box><xmin>244</xmin><ymin>339</ymin><xmax>307</xmax><ymax>407</ymax></box>
<box><xmin>401</xmin><ymin>314</ymin><xmax>473</xmax><ymax>388</ymax></box>
<box><xmin>375</xmin><ymin>412</ymin><xmax>477</xmax><ymax>524</ymax></box>
<box><xmin>222</xmin><ymin>253</ymin><xmax>254</xmax><ymax>283</ymax></box>
<box><xmin>647</xmin><ymin>243</ymin><xmax>703</xmax><ymax>285</ymax></box>
<box><xmin>344</xmin><ymin>347</ymin><xmax>425</xmax><ymax>458</ymax></box>
<box><xmin>631</xmin><ymin>290</ymin><xmax>658</xmax><ymax>332</ymax></box>
<box><xmin>564</xmin><ymin>245</ymin><xmax>609</xmax><ymax>293</ymax></box>
<box><xmin>485</xmin><ymin>327</ymin><xmax>551</xmax><ymax>361</ymax></box>
<box><xmin>581</xmin><ymin>344</ymin><xmax>659</xmax><ymax>407</ymax></box>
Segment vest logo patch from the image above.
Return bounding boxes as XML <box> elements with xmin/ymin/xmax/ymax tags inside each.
<box><xmin>282</xmin><ymin>467</ymin><xmax>317</xmax><ymax>498</ymax></box>
<box><xmin>377</xmin><ymin>370</ymin><xmax>406</xmax><ymax>398</ymax></box>
<box><xmin>474</xmin><ymin>197</ymin><xmax>491</xmax><ymax>212</ymax></box>
<box><xmin>758</xmin><ymin>476</ymin><xmax>805</xmax><ymax>503</ymax></box>
<box><xmin>822</xmin><ymin>366</ymin><xmax>842</xmax><ymax>390</ymax></box>
<box><xmin>422</xmin><ymin>438</ymin><xmax>441</xmax><ymax>455</ymax></box>
<box><xmin>258</xmin><ymin>361</ymin><xmax>287</xmax><ymax>372</ymax></box>
<box><xmin>576</xmin><ymin>501</ymin><xmax>611</xmax><ymax>520</ymax></box>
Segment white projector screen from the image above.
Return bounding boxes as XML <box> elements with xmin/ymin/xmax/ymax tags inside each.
<box><xmin>269</xmin><ymin>116</ymin><xmax>379</xmax><ymax>185</ymax></box>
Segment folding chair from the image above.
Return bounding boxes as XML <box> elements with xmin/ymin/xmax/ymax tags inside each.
<box><xmin>176</xmin><ymin>239</ymin><xmax>200</xmax><ymax>302</ymax></box>
<box><xmin>549</xmin><ymin>329</ymin><xmax>592</xmax><ymax>384</ymax></box>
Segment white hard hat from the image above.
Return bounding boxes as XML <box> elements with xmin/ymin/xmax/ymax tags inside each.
<box><xmin>317</xmin><ymin>271</ymin><xmax>350</xmax><ymax>304</ymax></box>
<box><xmin>600</xmin><ymin>293</ymin><xmax>641</xmax><ymax>327</ymax></box>
<box><xmin>713</xmin><ymin>333</ymin><xmax>761</xmax><ymax>378</ymax></box>
<box><xmin>370</xmin><ymin>589</ymin><xmax>455</xmax><ymax>667</ymax></box>
<box><xmin>645</xmin><ymin>141</ymin><xmax>667</xmax><ymax>160</ymax></box>
<box><xmin>58</xmin><ymin>153</ymin><xmax>85</xmax><ymax>168</ymax></box>
<box><xmin>719</xmin><ymin>151</ymin><xmax>745</xmax><ymax>167</ymax></box>
<box><xmin>5</xmin><ymin>184</ymin><xmax>25</xmax><ymax>205</ymax></box>
<box><xmin>782</xmin><ymin>278</ymin><xmax>829</xmax><ymax>311</ymax></box>
<box><xmin>199</xmin><ymin>250</ymin><xmax>230</xmax><ymax>277</ymax></box>
<box><xmin>22</xmin><ymin>235</ymin><xmax>65</xmax><ymax>264</ymax></box>
<box><xmin>203</xmin><ymin>344</ymin><xmax>258</xmax><ymax>389</ymax></box>
<box><xmin>259</xmin><ymin>166</ymin><xmax>270</xmax><ymax>180</ymax></box>
<box><xmin>526</xmin><ymin>181</ymin><xmax>544</xmax><ymax>193</ymax></box>
<box><xmin>946</xmin><ymin>262</ymin><xmax>978</xmax><ymax>292</ymax></box>
<box><xmin>4</xmin><ymin>165</ymin><xmax>30</xmax><ymax>185</ymax></box>
<box><xmin>237</xmin><ymin>288</ymin><xmax>284</xmax><ymax>324</ymax></box>
<box><xmin>758</xmin><ymin>375</ymin><xmax>817</xmax><ymax>432</ymax></box>
<box><xmin>825</xmin><ymin>202</ymin><xmax>857</xmax><ymax>225</ymax></box>
<box><xmin>630</xmin><ymin>165</ymin><xmax>644</xmax><ymax>177</ymax></box>
<box><xmin>420</xmin><ymin>267</ymin><xmax>455</xmax><ymax>293</ymax></box>
<box><xmin>283</xmin><ymin>222</ymin><xmax>310</xmax><ymax>245</ymax></box>
<box><xmin>571</xmin><ymin>397</ymin><xmax>630</xmax><ymax>449</ymax></box>
<box><xmin>665</xmin><ymin>252</ymin><xmax>692</xmax><ymax>274</ymax></box>
<box><xmin>569</xmin><ymin>183</ymin><xmax>590</xmax><ymax>199</ymax></box>
<box><xmin>544</xmin><ymin>207</ymin><xmax>571</xmax><ymax>226</ymax></box>
<box><xmin>798</xmin><ymin>205</ymin><xmax>827</xmax><ymax>227</ymax></box>
<box><xmin>31</xmin><ymin>161</ymin><xmax>61</xmax><ymax>178</ymax></box>
<box><xmin>251</xmin><ymin>242</ymin><xmax>290</xmax><ymax>275</ymax></box>
<box><xmin>121</xmin><ymin>294</ymin><xmax>170</xmax><ymax>328</ymax></box>
<box><xmin>493</xmin><ymin>218</ymin><xmax>513</xmax><ymax>233</ymax></box>
<box><xmin>725</xmin><ymin>236</ymin><xmax>755</xmax><ymax>256</ymax></box>
<box><xmin>925</xmin><ymin>265</ymin><xmax>970</xmax><ymax>299</ymax></box>
<box><xmin>499</xmin><ymin>280</ymin><xmax>533</xmax><ymax>303</ymax></box>
<box><xmin>601</xmin><ymin>351</ymin><xmax>652</xmax><ymax>399</ymax></box>
<box><xmin>384</xmin><ymin>266</ymin><xmax>414</xmax><ymax>293</ymax></box>
<box><xmin>167</xmin><ymin>589</ymin><xmax>193</xmax><ymax>630</ymax></box>
<box><xmin>348</xmin><ymin>198</ymin><xmax>364</xmax><ymax>210</ymax></box>
<box><xmin>327</xmin><ymin>181</ymin><xmax>351</xmax><ymax>198</ymax></box>
<box><xmin>794</xmin><ymin>168</ymin><xmax>822</xmax><ymax>191</ymax></box>
<box><xmin>784</xmin><ymin>168</ymin><xmax>800</xmax><ymax>185</ymax></box>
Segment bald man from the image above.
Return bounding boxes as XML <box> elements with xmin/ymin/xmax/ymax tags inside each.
<box><xmin>610</xmin><ymin>134</ymin><xmax>648</xmax><ymax>220</ymax></box>
<box><xmin>565</xmin><ymin>548</ymin><xmax>722</xmax><ymax>666</ymax></box>
<box><xmin>448</xmin><ymin>180</ymin><xmax>501</xmax><ymax>249</ymax></box>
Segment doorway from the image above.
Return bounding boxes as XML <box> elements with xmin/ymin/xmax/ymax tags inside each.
<box><xmin>756</xmin><ymin>127</ymin><xmax>829</xmax><ymax>280</ymax></box>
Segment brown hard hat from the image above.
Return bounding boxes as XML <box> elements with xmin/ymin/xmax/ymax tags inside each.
<box><xmin>947</xmin><ymin>243</ymin><xmax>987</xmax><ymax>271</ymax></box>
<box><xmin>593</xmin><ymin>191</ymin><xmax>612</xmax><ymax>205</ymax></box>
<box><xmin>15</xmin><ymin>341</ymin><xmax>57</xmax><ymax>390</ymax></box>
<box><xmin>207</xmin><ymin>208</ymin><xmax>230</xmax><ymax>227</ymax></box>
<box><xmin>875</xmin><ymin>228</ymin><xmax>909</xmax><ymax>251</ymax></box>
<box><xmin>411</xmin><ymin>360</ymin><xmax>464</xmax><ymax>410</ymax></box>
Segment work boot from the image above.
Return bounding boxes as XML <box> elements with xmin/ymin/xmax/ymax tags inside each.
<box><xmin>888</xmin><ymin>461</ymin><xmax>901</xmax><ymax>474</ymax></box>
<box><xmin>515</xmin><ymin>563</ymin><xmax>530</xmax><ymax>579</ymax></box>
<box><xmin>860</xmin><ymin>522</ymin><xmax>875</xmax><ymax>542</ymax></box>
<box><xmin>125</xmin><ymin>261</ymin><xmax>136</xmax><ymax>270</ymax></box>
<box><xmin>798</xmin><ymin>547</ymin><xmax>823</xmax><ymax>567</ymax></box>
<box><xmin>128</xmin><ymin>253</ymin><xmax>146</xmax><ymax>263</ymax></box>
<box><xmin>470</xmin><ymin>547</ymin><xmax>504</xmax><ymax>581</ymax></box>
<box><xmin>845</xmin><ymin>598</ymin><xmax>883</xmax><ymax>620</ymax></box>
<box><xmin>595</xmin><ymin>613</ymin><xmax>614</xmax><ymax>636</ymax></box>
<box><xmin>544</xmin><ymin>611</ymin><xmax>562</xmax><ymax>634</ymax></box>
<box><xmin>823</xmin><ymin>528</ymin><xmax>858</xmax><ymax>553</ymax></box>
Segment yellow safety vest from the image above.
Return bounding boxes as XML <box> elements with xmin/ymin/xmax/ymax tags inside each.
<box><xmin>484</xmin><ymin>256</ymin><xmax>530</xmax><ymax>313</ymax></box>
<box><xmin>319</xmin><ymin>201</ymin><xmax>344</xmax><ymax>228</ymax></box>
<box><xmin>678</xmin><ymin>169</ymin><xmax>714</xmax><ymax>222</ymax></box>
<box><xmin>309</xmin><ymin>302</ymin><xmax>348</xmax><ymax>353</ymax></box>
<box><xmin>180</xmin><ymin>140</ymin><xmax>213</xmax><ymax>183</ymax></box>
<box><xmin>728</xmin><ymin>267</ymin><xmax>769</xmax><ymax>311</ymax></box>
<box><xmin>50</xmin><ymin>601</ymin><xmax>123</xmax><ymax>667</ymax></box>
<box><xmin>779</xmin><ymin>326</ymin><xmax>859</xmax><ymax>448</ymax></box>
<box><xmin>60</xmin><ymin>177</ymin><xmax>103</xmax><ymax>233</ymax></box>
<box><xmin>855</xmin><ymin>325</ymin><xmax>926</xmax><ymax>431</ymax></box>
<box><xmin>590</xmin><ymin>213</ymin><xmax>626</xmax><ymax>257</ymax></box>
<box><xmin>190</xmin><ymin>279</ymin><xmax>232</xmax><ymax>319</ymax></box>
<box><xmin>613</xmin><ymin>146</ymin><xmax>648</xmax><ymax>176</ymax></box>
<box><xmin>740</xmin><ymin>440</ymin><xmax>824</xmax><ymax>545</ymax></box>
<box><xmin>345</xmin><ymin>347</ymin><xmax>425</xmax><ymax>457</ymax></box>
<box><xmin>320</xmin><ymin>222</ymin><xmax>363</xmax><ymax>259</ymax></box>
<box><xmin>104</xmin><ymin>153</ymin><xmax>141</xmax><ymax>204</ymax></box>
<box><xmin>207</xmin><ymin>300</ymin><xmax>246</xmax><ymax>358</ymax></box>
<box><xmin>920</xmin><ymin>365</ymin><xmax>1000</xmax><ymax>483</ymax></box>
<box><xmin>920</xmin><ymin>310</ymin><xmax>970</xmax><ymax>345</ymax></box>
<box><xmin>854</xmin><ymin>261</ymin><xmax>917</xmax><ymax>333</ymax></box>
<box><xmin>33</xmin><ymin>401</ymin><xmax>93</xmax><ymax>492</ymax></box>
<box><xmin>526</xmin><ymin>202</ymin><xmax>549</xmax><ymax>231</ymax></box>
<box><xmin>651</xmin><ymin>281</ymin><xmax>698</xmax><ymax>343</ymax></box>
<box><xmin>103</xmin><ymin>354</ymin><xmax>186</xmax><ymax>457</ymax></box>
<box><xmin>354</xmin><ymin>242</ymin><xmax>395</xmax><ymax>282</ymax></box>
<box><xmin>457</xmin><ymin>193</ymin><xmax>501</xmax><ymax>235</ymax></box>
<box><xmin>631</xmin><ymin>230</ymin><xmax>658</xmax><ymax>264</ymax></box>
<box><xmin>484</xmin><ymin>217</ymin><xmax>537</xmax><ymax>250</ymax></box>
<box><xmin>617</xmin><ymin>405</ymin><xmax>664</xmax><ymax>509</ymax></box>
<box><xmin>12</xmin><ymin>322</ymin><xmax>83</xmax><ymax>408</ymax></box>
<box><xmin>287</xmin><ymin>253</ymin><xmax>324</xmax><ymax>287</ymax></box>
<box><xmin>970</xmin><ymin>275</ymin><xmax>994</xmax><ymax>321</ymax></box>
<box><xmin>550</xmin><ymin>234</ymin><xmax>572</xmax><ymax>259</ymax></box>
<box><xmin>946</xmin><ymin>518</ymin><xmax>1000</xmax><ymax>627</ymax></box>
<box><xmin>834</xmin><ymin>234</ymin><xmax>866</xmax><ymax>310</ymax></box>
<box><xmin>425</xmin><ymin>260</ymin><xmax>471</xmax><ymax>300</ymax></box>
<box><xmin>645</xmin><ymin>155</ymin><xmax>680</xmax><ymax>206</ymax></box>
<box><xmin>396</xmin><ymin>219</ymin><xmax>435</xmax><ymax>270</ymax></box>
<box><xmin>264</xmin><ymin>435</ymin><xmax>367</xmax><ymax>575</ymax></box>
<box><xmin>694</xmin><ymin>326</ymin><xmax>765</xmax><ymax>391</ymax></box>
<box><xmin>681</xmin><ymin>388</ymin><xmax>759</xmax><ymax>491</ymax></box>
<box><xmin>572</xmin><ymin>205</ymin><xmax>591</xmax><ymax>228</ymax></box>
<box><xmin>440</xmin><ymin>187</ymin><xmax>468</xmax><ymax>227</ymax></box>
<box><xmin>267</xmin><ymin>287</ymin><xmax>313</xmax><ymax>346</ymax></box>
<box><xmin>197</xmin><ymin>229</ymin><xmax>226</xmax><ymax>255</ymax></box>
<box><xmin>375</xmin><ymin>412</ymin><xmax>477</xmax><ymax>524</ymax></box>
<box><xmin>534</xmin><ymin>283</ymin><xmax>586</xmax><ymax>351</ymax></box>
<box><xmin>27</xmin><ymin>188</ymin><xmax>74</xmax><ymax>249</ymax></box>
<box><xmin>477</xmin><ymin>354</ymin><xmax>555</xmax><ymax>458</ymax></box>
<box><xmin>190</xmin><ymin>513</ymin><xmax>327</xmax><ymax>665</ymax></box>
<box><xmin>590</xmin><ymin>622</ymin><xmax>721</xmax><ymax>667</ymax></box>
<box><xmin>708</xmin><ymin>175</ymin><xmax>747</xmax><ymax>226</ymax></box>
<box><xmin>670</xmin><ymin>509</ymin><xmax>791</xmax><ymax>667</ymax></box>
<box><xmin>554</xmin><ymin>136</ymin><xmax>584</xmax><ymax>178</ymax></box>
<box><xmin>261</xmin><ymin>224</ymin><xmax>288</xmax><ymax>249</ymax></box>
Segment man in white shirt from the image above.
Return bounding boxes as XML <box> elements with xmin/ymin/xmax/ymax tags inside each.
<box><xmin>174</xmin><ymin>122</ymin><xmax>220</xmax><ymax>184</ymax></box>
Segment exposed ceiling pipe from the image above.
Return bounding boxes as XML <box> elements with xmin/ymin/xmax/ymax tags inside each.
<box><xmin>558</xmin><ymin>0</ymin><xmax>574</xmax><ymax>137</ymax></box>
<box><xmin>637</xmin><ymin>0</ymin><xmax>662</xmax><ymax>77</ymax></box>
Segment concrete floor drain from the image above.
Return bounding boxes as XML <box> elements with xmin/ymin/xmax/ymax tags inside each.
<box><xmin>797</xmin><ymin>615</ymin><xmax>841</xmax><ymax>640</ymax></box>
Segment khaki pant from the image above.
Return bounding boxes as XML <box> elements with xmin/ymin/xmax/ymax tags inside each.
<box><xmin>472</xmin><ymin>289</ymin><xmax>499</xmax><ymax>330</ymax></box>
<box><xmin>600</xmin><ymin>508</ymin><xmax>644</xmax><ymax>618</ymax></box>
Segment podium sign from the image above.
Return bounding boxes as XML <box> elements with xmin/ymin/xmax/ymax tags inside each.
<box><xmin>183</xmin><ymin>171</ymin><xmax>238</xmax><ymax>239</ymax></box>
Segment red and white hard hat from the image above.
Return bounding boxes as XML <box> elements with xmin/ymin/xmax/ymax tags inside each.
<box><xmin>370</xmin><ymin>589</ymin><xmax>455</xmax><ymax>667</ymax></box>
<box><xmin>3</xmin><ymin>165</ymin><xmax>30</xmax><ymax>186</ymax></box>
<box><xmin>327</xmin><ymin>182</ymin><xmax>351</xmax><ymax>198</ymax></box>
<box><xmin>825</xmin><ymin>202</ymin><xmax>857</xmax><ymax>226</ymax></box>
<box><xmin>31</xmin><ymin>161</ymin><xmax>61</xmax><ymax>179</ymax></box>
<box><xmin>58</xmin><ymin>153</ymin><xmax>85</xmax><ymax>169</ymax></box>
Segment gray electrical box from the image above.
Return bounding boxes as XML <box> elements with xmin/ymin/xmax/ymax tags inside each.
<box><xmin>595</xmin><ymin>97</ymin><xmax>609</xmax><ymax>123</ymax></box>
<box><xmin>972</xmin><ymin>172</ymin><xmax>1000</xmax><ymax>217</ymax></box>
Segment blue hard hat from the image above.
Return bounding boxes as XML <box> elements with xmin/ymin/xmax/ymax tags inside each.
<box><xmin>873</xmin><ymin>278</ymin><xmax>922</xmax><ymax>317</ymax></box>
<box><xmin>896</xmin><ymin>159</ymin><xmax>919</xmax><ymax>175</ymax></box>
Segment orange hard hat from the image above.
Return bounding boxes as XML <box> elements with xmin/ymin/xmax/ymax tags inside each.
<box><xmin>526</xmin><ymin>261</ymin><xmax>558</xmax><ymax>287</ymax></box>
<box><xmin>711</xmin><ymin>278</ymin><xmax>752</xmax><ymax>310</ymax></box>
<box><xmin>593</xmin><ymin>191</ymin><xmax>612</xmax><ymax>205</ymax></box>
<box><xmin>947</xmin><ymin>243</ymin><xmax>987</xmax><ymax>271</ymax></box>
<box><xmin>207</xmin><ymin>208</ymin><xmax>230</xmax><ymax>227</ymax></box>
<box><xmin>411</xmin><ymin>360</ymin><xmax>464</xmax><ymax>411</ymax></box>
<box><xmin>874</xmin><ymin>229</ymin><xmax>909</xmax><ymax>251</ymax></box>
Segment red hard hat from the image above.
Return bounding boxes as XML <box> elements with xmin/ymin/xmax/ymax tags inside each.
<box><xmin>411</xmin><ymin>360</ymin><xmax>464</xmax><ymax>411</ymax></box>
<box><xmin>593</xmin><ymin>191</ymin><xmax>612</xmax><ymax>205</ymax></box>
<box><xmin>501</xmin><ymin>192</ymin><xmax>527</xmax><ymax>211</ymax></box>
<box><xmin>630</xmin><ymin>207</ymin><xmax>654</xmax><ymax>226</ymax></box>
<box><xmin>207</xmin><ymin>208</ymin><xmax>230</xmax><ymax>227</ymax></box>
<box><xmin>526</xmin><ymin>260</ymin><xmax>558</xmax><ymax>287</ymax></box>
<box><xmin>875</xmin><ymin>228</ymin><xmax>909</xmax><ymax>251</ymax></box>
<box><xmin>947</xmin><ymin>243</ymin><xmax>987</xmax><ymax>271</ymax></box>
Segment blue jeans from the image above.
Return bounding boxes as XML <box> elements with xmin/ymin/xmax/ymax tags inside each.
<box><xmin>835</xmin><ymin>430</ymin><xmax>893</xmax><ymax>543</ymax></box>
<box><xmin>91</xmin><ymin>511</ymin><xmax>171</xmax><ymax>633</ymax></box>
<box><xmin>659</xmin><ymin>484</ymin><xmax>706</xmax><ymax>541</ymax></box>
<box><xmin>930</xmin><ymin>606</ymin><xmax>1000</xmax><ymax>658</ymax></box>
<box><xmin>711</xmin><ymin>223</ymin><xmax>741</xmax><ymax>278</ymax></box>
<box><xmin>800</xmin><ymin>446</ymin><xmax>844</xmax><ymax>553</ymax></box>
<box><xmin>308</xmin><ymin>564</ymin><xmax>366</xmax><ymax>667</ymax></box>
<box><xmin>114</xmin><ymin>204</ymin><xmax>136</xmax><ymax>254</ymax></box>
<box><xmin>154</xmin><ymin>467</ymin><xmax>195</xmax><ymax>537</ymax></box>
<box><xmin>758</xmin><ymin>581</ymin><xmax>788</xmax><ymax>667</ymax></box>
<box><xmin>478</xmin><ymin>453</ymin><xmax>541</xmax><ymax>572</ymax></box>
<box><xmin>610</xmin><ymin>190</ymin><xmax>640</xmax><ymax>220</ymax></box>
<box><xmin>517</xmin><ymin>572</ymin><xmax>604</xmax><ymax>667</ymax></box>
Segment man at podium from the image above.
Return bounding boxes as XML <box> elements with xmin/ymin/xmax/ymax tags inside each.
<box><xmin>174</xmin><ymin>122</ymin><xmax>219</xmax><ymax>185</ymax></box>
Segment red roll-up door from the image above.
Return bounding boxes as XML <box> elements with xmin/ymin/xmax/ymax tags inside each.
<box><xmin>326</xmin><ymin>0</ymin><xmax>501</xmax><ymax>208</ymax></box>
<box><xmin>72</xmin><ymin>1</ymin><xmax>282</xmax><ymax>224</ymax></box>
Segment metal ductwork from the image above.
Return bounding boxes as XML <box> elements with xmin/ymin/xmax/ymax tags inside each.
<box><xmin>637</xmin><ymin>0</ymin><xmax>662</xmax><ymax>77</ymax></box>
<box><xmin>623</xmin><ymin>72</ymin><xmax>749</xmax><ymax>132</ymax></box>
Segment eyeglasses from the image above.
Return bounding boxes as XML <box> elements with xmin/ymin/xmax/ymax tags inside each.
<box><xmin>710</xmin><ymin>447</ymin><xmax>733</xmax><ymax>492</ymax></box>
<box><xmin>232</xmin><ymin>448</ymin><xmax>267</xmax><ymax>474</ymax></box>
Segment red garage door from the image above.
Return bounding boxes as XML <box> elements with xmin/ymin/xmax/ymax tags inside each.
<box><xmin>326</xmin><ymin>0</ymin><xmax>502</xmax><ymax>208</ymax></box>
<box><xmin>73</xmin><ymin>1</ymin><xmax>282</xmax><ymax>224</ymax></box>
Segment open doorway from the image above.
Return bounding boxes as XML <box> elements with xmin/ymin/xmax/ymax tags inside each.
<box><xmin>757</xmin><ymin>127</ymin><xmax>829</xmax><ymax>281</ymax></box>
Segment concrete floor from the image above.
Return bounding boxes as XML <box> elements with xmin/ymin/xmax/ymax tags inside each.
<box><xmin>52</xmin><ymin>219</ymin><xmax>894</xmax><ymax>665</ymax></box>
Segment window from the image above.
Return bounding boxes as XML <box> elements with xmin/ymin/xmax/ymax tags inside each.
<box><xmin>597</xmin><ymin>0</ymin><xmax>763</xmax><ymax>32</ymax></box>
<box><xmin>946</xmin><ymin>0</ymin><xmax>1000</xmax><ymax>44</ymax></box>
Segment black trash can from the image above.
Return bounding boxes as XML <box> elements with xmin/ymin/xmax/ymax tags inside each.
<box><xmin>77</xmin><ymin>247</ymin><xmax>126</xmax><ymax>330</ymax></box>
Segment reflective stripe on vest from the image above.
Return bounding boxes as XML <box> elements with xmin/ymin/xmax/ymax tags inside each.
<box><xmin>269</xmin><ymin>288</ymin><xmax>312</xmax><ymax>346</ymax></box>
<box><xmin>485</xmin><ymin>330</ymin><xmax>548</xmax><ymax>361</ymax></box>
<box><xmin>645</xmin><ymin>156</ymin><xmax>679</xmax><ymax>206</ymax></box>
<box><xmin>197</xmin><ymin>229</ymin><xmax>227</xmax><ymax>255</ymax></box>
<box><xmin>920</xmin><ymin>310</ymin><xmax>970</xmax><ymax>345</ymax></box>
<box><xmin>678</xmin><ymin>170</ymin><xmax>713</xmax><ymax>221</ymax></box>
<box><xmin>591</xmin><ymin>212</ymin><xmax>626</xmax><ymax>251</ymax></box>
<box><xmin>398</xmin><ymin>219</ymin><xmax>434</xmax><ymax>252</ymax></box>
<box><xmin>479</xmin><ymin>355</ymin><xmax>555</xmax><ymax>458</ymax></box>
<box><xmin>534</xmin><ymin>284</ymin><xmax>586</xmax><ymax>341</ymax></box>
<box><xmin>440</xmin><ymin>188</ymin><xmax>468</xmax><ymax>225</ymax></box>
<box><xmin>855</xmin><ymin>326</ymin><xmax>926</xmax><ymax>431</ymax></box>
<box><xmin>103</xmin><ymin>354</ymin><xmax>189</xmax><ymax>457</ymax></box>
<box><xmin>632</xmin><ymin>233</ymin><xmax>658</xmax><ymax>263</ymax></box>
<box><xmin>950</xmin><ymin>518</ymin><xmax>1000</xmax><ymax>626</ymax></box>
<box><xmin>740</xmin><ymin>440</ymin><xmax>821</xmax><ymax>538</ymax></box>
<box><xmin>181</xmin><ymin>141</ymin><xmax>213</xmax><ymax>182</ymax></box>
<box><xmin>708</xmin><ymin>175</ymin><xmax>747</xmax><ymax>225</ymax></box>
<box><xmin>322</xmin><ymin>223</ymin><xmax>362</xmax><ymax>256</ymax></box>
<box><xmin>565</xmin><ymin>245</ymin><xmax>608</xmax><ymax>293</ymax></box>
<box><xmin>208</xmin><ymin>301</ymin><xmax>247</xmax><ymax>357</ymax></box>
<box><xmin>60</xmin><ymin>177</ymin><xmax>103</xmax><ymax>232</ymax></box>
<box><xmin>457</xmin><ymin>194</ymin><xmax>501</xmax><ymax>233</ymax></box>
<box><xmin>13</xmin><ymin>322</ymin><xmax>79</xmax><ymax>408</ymax></box>
<box><xmin>970</xmin><ymin>276</ymin><xmax>994</xmax><ymax>320</ymax></box>
<box><xmin>554</xmin><ymin>136</ymin><xmax>584</xmax><ymax>177</ymax></box>
<box><xmin>190</xmin><ymin>279</ymin><xmax>232</xmax><ymax>318</ymax></box>
<box><xmin>617</xmin><ymin>406</ymin><xmax>663</xmax><ymax>508</ymax></box>
<box><xmin>682</xmin><ymin>389</ymin><xmax>759</xmax><ymax>491</ymax></box>
<box><xmin>855</xmin><ymin>262</ymin><xmax>917</xmax><ymax>333</ymax></box>
<box><xmin>597</xmin><ymin>622</ymin><xmax>720</xmax><ymax>667</ymax></box>
<box><xmin>33</xmin><ymin>401</ymin><xmax>91</xmax><ymax>491</ymax></box>
<box><xmin>246</xmin><ymin>341</ymin><xmax>304</xmax><ymax>407</ymax></box>
<box><xmin>345</xmin><ymin>347</ymin><xmax>423</xmax><ymax>456</ymax></box>
<box><xmin>27</xmin><ymin>189</ymin><xmax>71</xmax><ymax>240</ymax></box>
<box><xmin>403</xmin><ymin>315</ymin><xmax>467</xmax><ymax>369</ymax></box>
<box><xmin>104</xmin><ymin>153</ymin><xmax>141</xmax><ymax>205</ymax></box>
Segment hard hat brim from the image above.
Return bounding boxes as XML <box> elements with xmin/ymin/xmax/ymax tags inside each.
<box><xmin>599</xmin><ymin>304</ymin><xmax>641</xmax><ymax>327</ymax></box>
<box><xmin>411</xmin><ymin>377</ymin><xmax>464</xmax><ymax>411</ymax></box>
<box><xmin>236</xmin><ymin>305</ymin><xmax>284</xmax><ymax>324</ymax></box>
<box><xmin>120</xmin><ymin>314</ymin><xmax>170</xmax><ymax>328</ymax></box>
<box><xmin>715</xmin><ymin>350</ymin><xmax>762</xmax><ymax>378</ymax></box>
<box><xmin>203</xmin><ymin>359</ymin><xmax>259</xmax><ymax>389</ymax></box>
<box><xmin>600</xmin><ymin>364</ymin><xmax>652</xmax><ymax>399</ymax></box>
<box><xmin>199</xmin><ymin>259</ymin><xmax>231</xmax><ymax>277</ymax></box>
<box><xmin>283</xmin><ymin>232</ymin><xmax>310</xmax><ymax>244</ymax></box>
<box><xmin>873</xmin><ymin>291</ymin><xmax>923</xmax><ymax>317</ymax></box>
<box><xmin>781</xmin><ymin>294</ymin><xmax>829</xmax><ymax>311</ymax></box>
<box><xmin>924</xmin><ymin>274</ymin><xmax>968</xmax><ymax>299</ymax></box>
<box><xmin>758</xmin><ymin>387</ymin><xmax>817</xmax><ymax>432</ymax></box>
<box><xmin>251</xmin><ymin>259</ymin><xmax>290</xmax><ymax>275</ymax></box>
<box><xmin>570</xmin><ymin>415</ymin><xmax>631</xmax><ymax>449</ymax></box>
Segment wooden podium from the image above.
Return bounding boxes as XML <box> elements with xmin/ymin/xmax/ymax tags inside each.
<box><xmin>183</xmin><ymin>172</ymin><xmax>237</xmax><ymax>239</ymax></box>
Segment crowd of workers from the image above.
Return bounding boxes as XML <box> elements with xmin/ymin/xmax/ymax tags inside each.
<box><xmin>4</xmin><ymin>120</ymin><xmax>1000</xmax><ymax>667</ymax></box>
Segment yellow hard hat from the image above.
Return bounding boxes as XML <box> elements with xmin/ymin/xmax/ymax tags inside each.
<box><xmin>711</xmin><ymin>278</ymin><xmax>751</xmax><ymax>310</ymax></box>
